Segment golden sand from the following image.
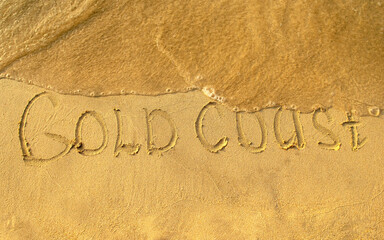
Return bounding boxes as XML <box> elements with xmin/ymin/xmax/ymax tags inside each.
<box><xmin>1</xmin><ymin>1</ymin><xmax>384</xmax><ymax>239</ymax></box>
<box><xmin>1</xmin><ymin>79</ymin><xmax>384</xmax><ymax>239</ymax></box>
<box><xmin>0</xmin><ymin>0</ymin><xmax>383</xmax><ymax>114</ymax></box>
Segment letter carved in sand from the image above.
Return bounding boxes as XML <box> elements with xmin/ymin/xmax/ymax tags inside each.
<box><xmin>273</xmin><ymin>107</ymin><xmax>306</xmax><ymax>150</ymax></box>
<box><xmin>236</xmin><ymin>111</ymin><xmax>267</xmax><ymax>153</ymax></box>
<box><xmin>144</xmin><ymin>108</ymin><xmax>178</xmax><ymax>155</ymax></box>
<box><xmin>195</xmin><ymin>102</ymin><xmax>229</xmax><ymax>153</ymax></box>
<box><xmin>312</xmin><ymin>108</ymin><xmax>341</xmax><ymax>151</ymax></box>
<box><xmin>19</xmin><ymin>92</ymin><xmax>75</xmax><ymax>166</ymax></box>
<box><xmin>114</xmin><ymin>109</ymin><xmax>141</xmax><ymax>157</ymax></box>
<box><xmin>75</xmin><ymin>110</ymin><xmax>108</xmax><ymax>156</ymax></box>
<box><xmin>342</xmin><ymin>112</ymin><xmax>367</xmax><ymax>151</ymax></box>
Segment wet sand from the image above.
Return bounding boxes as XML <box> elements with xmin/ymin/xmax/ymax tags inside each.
<box><xmin>1</xmin><ymin>0</ymin><xmax>383</xmax><ymax>115</ymax></box>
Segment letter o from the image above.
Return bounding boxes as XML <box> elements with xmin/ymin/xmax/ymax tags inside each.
<box><xmin>75</xmin><ymin>111</ymin><xmax>108</xmax><ymax>156</ymax></box>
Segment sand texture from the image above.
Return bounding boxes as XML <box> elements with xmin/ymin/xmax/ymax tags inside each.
<box><xmin>0</xmin><ymin>0</ymin><xmax>383</xmax><ymax>115</ymax></box>
<box><xmin>1</xmin><ymin>1</ymin><xmax>384</xmax><ymax>239</ymax></box>
<box><xmin>1</xmin><ymin>79</ymin><xmax>384</xmax><ymax>239</ymax></box>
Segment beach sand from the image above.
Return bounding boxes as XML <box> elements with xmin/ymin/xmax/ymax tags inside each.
<box><xmin>1</xmin><ymin>1</ymin><xmax>384</xmax><ymax>239</ymax></box>
<box><xmin>1</xmin><ymin>0</ymin><xmax>383</xmax><ymax>115</ymax></box>
<box><xmin>1</xmin><ymin>79</ymin><xmax>384</xmax><ymax>239</ymax></box>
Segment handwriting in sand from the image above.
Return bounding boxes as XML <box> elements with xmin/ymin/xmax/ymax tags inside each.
<box><xmin>19</xmin><ymin>92</ymin><xmax>367</xmax><ymax>165</ymax></box>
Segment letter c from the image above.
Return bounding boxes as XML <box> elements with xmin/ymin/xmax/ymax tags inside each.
<box><xmin>195</xmin><ymin>102</ymin><xmax>229</xmax><ymax>153</ymax></box>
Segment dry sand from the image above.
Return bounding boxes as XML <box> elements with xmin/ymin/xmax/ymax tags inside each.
<box><xmin>1</xmin><ymin>79</ymin><xmax>384</xmax><ymax>239</ymax></box>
